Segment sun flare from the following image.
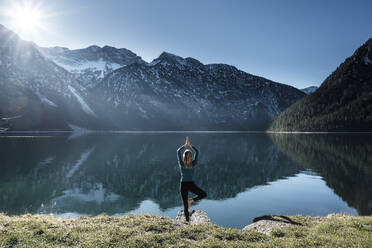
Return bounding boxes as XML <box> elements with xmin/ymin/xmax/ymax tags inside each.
<box><xmin>5</xmin><ymin>1</ymin><xmax>47</xmax><ymax>40</ymax></box>
<box><xmin>12</xmin><ymin>6</ymin><xmax>42</xmax><ymax>32</ymax></box>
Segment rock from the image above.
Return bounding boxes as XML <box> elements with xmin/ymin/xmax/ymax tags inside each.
<box><xmin>242</xmin><ymin>220</ymin><xmax>290</xmax><ymax>235</ymax></box>
<box><xmin>242</xmin><ymin>215</ymin><xmax>303</xmax><ymax>235</ymax></box>
<box><xmin>174</xmin><ymin>210</ymin><xmax>211</xmax><ymax>225</ymax></box>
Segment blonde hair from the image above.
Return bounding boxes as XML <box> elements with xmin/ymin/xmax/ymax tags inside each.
<box><xmin>183</xmin><ymin>149</ymin><xmax>193</xmax><ymax>169</ymax></box>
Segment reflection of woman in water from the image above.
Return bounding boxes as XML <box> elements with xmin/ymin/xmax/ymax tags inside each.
<box><xmin>177</xmin><ymin>136</ymin><xmax>207</xmax><ymax>222</ymax></box>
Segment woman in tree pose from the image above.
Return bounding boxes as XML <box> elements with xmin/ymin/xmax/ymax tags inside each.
<box><xmin>177</xmin><ymin>136</ymin><xmax>207</xmax><ymax>222</ymax></box>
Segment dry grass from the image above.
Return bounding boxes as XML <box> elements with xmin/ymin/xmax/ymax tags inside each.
<box><xmin>0</xmin><ymin>213</ymin><xmax>371</xmax><ymax>247</ymax></box>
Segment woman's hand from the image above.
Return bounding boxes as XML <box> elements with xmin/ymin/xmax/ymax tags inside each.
<box><xmin>184</xmin><ymin>136</ymin><xmax>188</xmax><ymax>146</ymax></box>
<box><xmin>184</xmin><ymin>136</ymin><xmax>192</xmax><ymax>147</ymax></box>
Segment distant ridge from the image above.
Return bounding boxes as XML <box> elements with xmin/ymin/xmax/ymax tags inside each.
<box><xmin>301</xmin><ymin>86</ymin><xmax>318</xmax><ymax>94</ymax></box>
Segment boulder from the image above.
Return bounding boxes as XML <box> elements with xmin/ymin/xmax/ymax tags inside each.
<box><xmin>242</xmin><ymin>220</ymin><xmax>291</xmax><ymax>235</ymax></box>
<box><xmin>242</xmin><ymin>215</ymin><xmax>303</xmax><ymax>235</ymax></box>
<box><xmin>174</xmin><ymin>210</ymin><xmax>211</xmax><ymax>225</ymax></box>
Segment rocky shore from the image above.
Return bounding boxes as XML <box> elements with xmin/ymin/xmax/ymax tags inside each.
<box><xmin>175</xmin><ymin>210</ymin><xmax>306</xmax><ymax>236</ymax></box>
<box><xmin>0</xmin><ymin>211</ymin><xmax>371</xmax><ymax>247</ymax></box>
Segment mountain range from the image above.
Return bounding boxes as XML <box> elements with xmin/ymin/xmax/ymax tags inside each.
<box><xmin>0</xmin><ymin>24</ymin><xmax>306</xmax><ymax>131</ymax></box>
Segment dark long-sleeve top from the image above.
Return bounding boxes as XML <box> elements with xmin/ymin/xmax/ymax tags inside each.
<box><xmin>177</xmin><ymin>145</ymin><xmax>199</xmax><ymax>182</ymax></box>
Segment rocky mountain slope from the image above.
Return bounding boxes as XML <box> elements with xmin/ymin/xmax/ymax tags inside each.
<box><xmin>270</xmin><ymin>38</ymin><xmax>372</xmax><ymax>131</ymax></box>
<box><xmin>0</xmin><ymin>24</ymin><xmax>103</xmax><ymax>130</ymax></box>
<box><xmin>95</xmin><ymin>52</ymin><xmax>305</xmax><ymax>130</ymax></box>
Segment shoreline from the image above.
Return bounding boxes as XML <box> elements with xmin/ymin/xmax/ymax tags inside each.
<box><xmin>2</xmin><ymin>130</ymin><xmax>372</xmax><ymax>134</ymax></box>
<box><xmin>1</xmin><ymin>212</ymin><xmax>371</xmax><ymax>247</ymax></box>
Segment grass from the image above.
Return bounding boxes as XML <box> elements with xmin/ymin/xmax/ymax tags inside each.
<box><xmin>0</xmin><ymin>213</ymin><xmax>371</xmax><ymax>247</ymax></box>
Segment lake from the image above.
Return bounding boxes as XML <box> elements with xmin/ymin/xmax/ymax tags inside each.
<box><xmin>0</xmin><ymin>132</ymin><xmax>371</xmax><ymax>229</ymax></box>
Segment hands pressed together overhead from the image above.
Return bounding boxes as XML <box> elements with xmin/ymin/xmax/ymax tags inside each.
<box><xmin>184</xmin><ymin>136</ymin><xmax>192</xmax><ymax>147</ymax></box>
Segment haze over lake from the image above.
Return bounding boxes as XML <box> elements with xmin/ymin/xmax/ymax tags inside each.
<box><xmin>0</xmin><ymin>132</ymin><xmax>371</xmax><ymax>228</ymax></box>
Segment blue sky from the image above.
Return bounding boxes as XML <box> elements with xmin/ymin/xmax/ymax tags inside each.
<box><xmin>0</xmin><ymin>0</ymin><xmax>371</xmax><ymax>88</ymax></box>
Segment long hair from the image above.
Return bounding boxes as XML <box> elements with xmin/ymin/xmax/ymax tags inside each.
<box><xmin>183</xmin><ymin>149</ymin><xmax>193</xmax><ymax>169</ymax></box>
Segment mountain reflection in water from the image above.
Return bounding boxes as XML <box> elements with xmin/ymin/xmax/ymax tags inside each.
<box><xmin>270</xmin><ymin>133</ymin><xmax>372</xmax><ymax>216</ymax></box>
<box><xmin>0</xmin><ymin>132</ymin><xmax>370</xmax><ymax>227</ymax></box>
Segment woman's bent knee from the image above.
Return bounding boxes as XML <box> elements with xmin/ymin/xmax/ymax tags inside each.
<box><xmin>202</xmin><ymin>191</ymin><xmax>207</xmax><ymax>198</ymax></box>
<box><xmin>198</xmin><ymin>190</ymin><xmax>207</xmax><ymax>199</ymax></box>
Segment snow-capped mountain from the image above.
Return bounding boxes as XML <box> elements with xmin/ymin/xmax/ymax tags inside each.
<box><xmin>0</xmin><ymin>24</ymin><xmax>101</xmax><ymax>130</ymax></box>
<box><xmin>39</xmin><ymin>45</ymin><xmax>144</xmax><ymax>87</ymax></box>
<box><xmin>301</xmin><ymin>86</ymin><xmax>318</xmax><ymax>94</ymax></box>
<box><xmin>96</xmin><ymin>52</ymin><xmax>306</xmax><ymax>130</ymax></box>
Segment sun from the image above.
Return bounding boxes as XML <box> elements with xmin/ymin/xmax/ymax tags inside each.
<box><xmin>5</xmin><ymin>1</ymin><xmax>47</xmax><ymax>40</ymax></box>
<box><xmin>13</xmin><ymin>5</ymin><xmax>42</xmax><ymax>32</ymax></box>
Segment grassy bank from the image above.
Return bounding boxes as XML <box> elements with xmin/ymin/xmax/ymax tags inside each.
<box><xmin>0</xmin><ymin>213</ymin><xmax>371</xmax><ymax>247</ymax></box>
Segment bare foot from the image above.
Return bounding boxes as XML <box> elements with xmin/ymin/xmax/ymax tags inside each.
<box><xmin>188</xmin><ymin>199</ymin><xmax>193</xmax><ymax>210</ymax></box>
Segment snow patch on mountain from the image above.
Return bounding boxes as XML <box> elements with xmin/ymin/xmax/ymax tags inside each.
<box><xmin>35</xmin><ymin>91</ymin><xmax>57</xmax><ymax>107</ymax></box>
<box><xmin>68</xmin><ymin>85</ymin><xmax>96</xmax><ymax>116</ymax></box>
<box><xmin>54</xmin><ymin>58</ymin><xmax>122</xmax><ymax>79</ymax></box>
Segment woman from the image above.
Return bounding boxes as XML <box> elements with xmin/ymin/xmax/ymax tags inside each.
<box><xmin>177</xmin><ymin>136</ymin><xmax>207</xmax><ymax>222</ymax></box>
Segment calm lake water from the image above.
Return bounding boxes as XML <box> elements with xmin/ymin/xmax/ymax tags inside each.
<box><xmin>0</xmin><ymin>132</ymin><xmax>371</xmax><ymax>228</ymax></box>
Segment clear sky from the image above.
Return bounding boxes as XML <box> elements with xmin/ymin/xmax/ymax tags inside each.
<box><xmin>0</xmin><ymin>0</ymin><xmax>371</xmax><ymax>89</ymax></box>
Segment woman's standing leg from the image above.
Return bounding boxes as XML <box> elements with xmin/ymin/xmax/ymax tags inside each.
<box><xmin>180</xmin><ymin>182</ymin><xmax>190</xmax><ymax>221</ymax></box>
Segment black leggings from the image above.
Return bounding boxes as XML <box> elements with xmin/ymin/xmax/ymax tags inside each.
<box><xmin>180</xmin><ymin>181</ymin><xmax>207</xmax><ymax>221</ymax></box>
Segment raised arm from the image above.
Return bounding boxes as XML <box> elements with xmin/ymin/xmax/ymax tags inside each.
<box><xmin>177</xmin><ymin>145</ymin><xmax>185</xmax><ymax>168</ymax></box>
<box><xmin>191</xmin><ymin>146</ymin><xmax>199</xmax><ymax>166</ymax></box>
